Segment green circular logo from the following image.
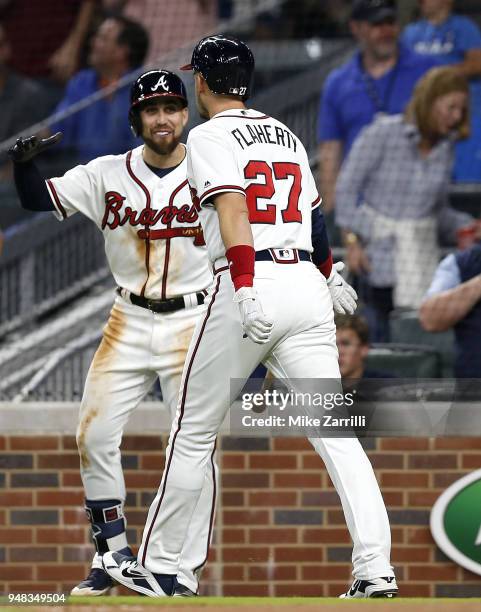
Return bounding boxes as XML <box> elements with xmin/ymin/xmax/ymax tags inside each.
<box><xmin>431</xmin><ymin>469</ymin><xmax>481</xmax><ymax>575</ymax></box>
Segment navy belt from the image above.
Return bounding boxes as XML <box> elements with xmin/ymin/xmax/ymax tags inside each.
<box><xmin>117</xmin><ymin>287</ymin><xmax>205</xmax><ymax>313</ymax></box>
<box><xmin>256</xmin><ymin>249</ymin><xmax>311</xmax><ymax>264</ymax></box>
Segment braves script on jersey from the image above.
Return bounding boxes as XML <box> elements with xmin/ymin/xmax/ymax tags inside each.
<box><xmin>186</xmin><ymin>108</ymin><xmax>321</xmax><ymax>263</ymax></box>
<box><xmin>46</xmin><ymin>144</ymin><xmax>211</xmax><ymax>298</ymax></box>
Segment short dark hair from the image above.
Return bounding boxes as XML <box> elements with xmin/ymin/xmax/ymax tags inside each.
<box><xmin>335</xmin><ymin>314</ymin><xmax>370</xmax><ymax>346</ymax></box>
<box><xmin>115</xmin><ymin>16</ymin><xmax>149</xmax><ymax>69</ymax></box>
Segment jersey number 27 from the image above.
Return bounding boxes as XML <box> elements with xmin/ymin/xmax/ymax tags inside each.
<box><xmin>244</xmin><ymin>160</ymin><xmax>302</xmax><ymax>224</ymax></box>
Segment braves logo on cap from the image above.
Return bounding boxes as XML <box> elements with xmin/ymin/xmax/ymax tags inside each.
<box><xmin>151</xmin><ymin>75</ymin><xmax>170</xmax><ymax>92</ymax></box>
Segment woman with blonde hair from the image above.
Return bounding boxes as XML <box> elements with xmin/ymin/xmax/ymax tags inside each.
<box><xmin>335</xmin><ymin>66</ymin><xmax>479</xmax><ymax>341</ymax></box>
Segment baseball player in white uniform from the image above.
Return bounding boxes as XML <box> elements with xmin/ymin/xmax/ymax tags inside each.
<box><xmin>102</xmin><ymin>36</ymin><xmax>398</xmax><ymax>599</ymax></box>
<box><xmin>8</xmin><ymin>70</ymin><xmax>216</xmax><ymax>598</ymax></box>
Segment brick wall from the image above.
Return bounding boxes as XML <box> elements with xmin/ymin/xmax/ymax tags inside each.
<box><xmin>0</xmin><ymin>434</ymin><xmax>480</xmax><ymax>597</ymax></box>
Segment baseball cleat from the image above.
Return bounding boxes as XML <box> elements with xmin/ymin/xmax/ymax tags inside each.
<box><xmin>340</xmin><ymin>576</ymin><xmax>398</xmax><ymax>598</ymax></box>
<box><xmin>70</xmin><ymin>567</ymin><xmax>114</xmax><ymax>596</ymax></box>
<box><xmin>173</xmin><ymin>583</ymin><xmax>198</xmax><ymax>597</ymax></box>
<box><xmin>102</xmin><ymin>551</ymin><xmax>176</xmax><ymax>597</ymax></box>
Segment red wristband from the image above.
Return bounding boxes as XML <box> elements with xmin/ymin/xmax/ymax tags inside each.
<box><xmin>226</xmin><ymin>244</ymin><xmax>255</xmax><ymax>291</ymax></box>
<box><xmin>318</xmin><ymin>249</ymin><xmax>333</xmax><ymax>279</ymax></box>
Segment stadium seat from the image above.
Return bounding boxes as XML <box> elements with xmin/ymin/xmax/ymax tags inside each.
<box><xmin>367</xmin><ymin>343</ymin><xmax>443</xmax><ymax>378</ymax></box>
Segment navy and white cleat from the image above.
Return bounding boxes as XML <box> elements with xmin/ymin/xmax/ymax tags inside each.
<box><xmin>173</xmin><ymin>583</ymin><xmax>198</xmax><ymax>597</ymax></box>
<box><xmin>102</xmin><ymin>551</ymin><xmax>176</xmax><ymax>597</ymax></box>
<box><xmin>340</xmin><ymin>576</ymin><xmax>398</xmax><ymax>598</ymax></box>
<box><xmin>70</xmin><ymin>566</ymin><xmax>114</xmax><ymax>596</ymax></box>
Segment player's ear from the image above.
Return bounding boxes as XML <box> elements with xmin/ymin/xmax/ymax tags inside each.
<box><xmin>195</xmin><ymin>73</ymin><xmax>207</xmax><ymax>94</ymax></box>
<box><xmin>181</xmin><ymin>106</ymin><xmax>189</xmax><ymax>128</ymax></box>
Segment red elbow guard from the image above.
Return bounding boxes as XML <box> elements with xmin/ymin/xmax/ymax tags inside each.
<box><xmin>226</xmin><ymin>244</ymin><xmax>255</xmax><ymax>290</ymax></box>
<box><xmin>318</xmin><ymin>249</ymin><xmax>333</xmax><ymax>279</ymax></box>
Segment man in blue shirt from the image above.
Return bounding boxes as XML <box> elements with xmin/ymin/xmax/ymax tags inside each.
<box><xmin>51</xmin><ymin>16</ymin><xmax>149</xmax><ymax>164</ymax></box>
<box><xmin>402</xmin><ymin>0</ymin><xmax>481</xmax><ymax>182</ymax></box>
<box><xmin>317</xmin><ymin>0</ymin><xmax>434</xmax><ymax>213</ymax></box>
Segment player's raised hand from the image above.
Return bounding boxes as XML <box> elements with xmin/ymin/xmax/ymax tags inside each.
<box><xmin>8</xmin><ymin>132</ymin><xmax>63</xmax><ymax>163</ymax></box>
<box><xmin>233</xmin><ymin>286</ymin><xmax>273</xmax><ymax>344</ymax></box>
<box><xmin>327</xmin><ymin>261</ymin><xmax>358</xmax><ymax>315</ymax></box>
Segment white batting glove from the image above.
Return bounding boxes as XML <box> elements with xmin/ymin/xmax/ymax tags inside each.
<box><xmin>233</xmin><ymin>286</ymin><xmax>273</xmax><ymax>344</ymax></box>
<box><xmin>327</xmin><ymin>261</ymin><xmax>358</xmax><ymax>315</ymax></box>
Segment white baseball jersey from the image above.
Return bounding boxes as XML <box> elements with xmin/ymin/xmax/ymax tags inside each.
<box><xmin>46</xmin><ymin>144</ymin><xmax>212</xmax><ymax>299</ymax></box>
<box><xmin>186</xmin><ymin>108</ymin><xmax>321</xmax><ymax>264</ymax></box>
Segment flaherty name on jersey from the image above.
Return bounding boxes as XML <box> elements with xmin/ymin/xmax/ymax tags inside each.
<box><xmin>231</xmin><ymin>123</ymin><xmax>297</xmax><ymax>151</ymax></box>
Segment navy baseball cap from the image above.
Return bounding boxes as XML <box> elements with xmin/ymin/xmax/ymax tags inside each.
<box><xmin>351</xmin><ymin>0</ymin><xmax>397</xmax><ymax>24</ymax></box>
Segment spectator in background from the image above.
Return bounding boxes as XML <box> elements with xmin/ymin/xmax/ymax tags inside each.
<box><xmin>102</xmin><ymin>0</ymin><xmax>217</xmax><ymax>65</ymax></box>
<box><xmin>0</xmin><ymin>24</ymin><xmax>52</xmax><ymax>181</ymax></box>
<box><xmin>335</xmin><ymin>67</ymin><xmax>477</xmax><ymax>342</ymax></box>
<box><xmin>402</xmin><ymin>0</ymin><xmax>481</xmax><ymax>182</ymax></box>
<box><xmin>317</xmin><ymin>0</ymin><xmax>435</xmax><ymax>212</ymax></box>
<box><xmin>50</xmin><ymin>16</ymin><xmax>149</xmax><ymax>164</ymax></box>
<box><xmin>419</xmin><ymin>241</ymin><xmax>481</xmax><ymax>378</ymax></box>
<box><xmin>336</xmin><ymin>313</ymin><xmax>393</xmax><ymax>380</ymax></box>
<box><xmin>0</xmin><ymin>0</ymin><xmax>96</xmax><ymax>104</ymax></box>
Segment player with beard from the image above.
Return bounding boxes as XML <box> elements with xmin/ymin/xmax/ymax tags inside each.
<box><xmin>8</xmin><ymin>70</ymin><xmax>216</xmax><ymax>598</ymax></box>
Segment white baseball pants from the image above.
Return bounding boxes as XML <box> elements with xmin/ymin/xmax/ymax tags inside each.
<box><xmin>137</xmin><ymin>261</ymin><xmax>393</xmax><ymax>581</ymax></box>
<box><xmin>77</xmin><ymin>294</ymin><xmax>217</xmax><ymax>591</ymax></box>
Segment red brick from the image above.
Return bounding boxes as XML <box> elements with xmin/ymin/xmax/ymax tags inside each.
<box><xmin>273</xmin><ymin>438</ymin><xmax>311</xmax><ymax>451</ymax></box>
<box><xmin>0</xmin><ymin>491</ymin><xmax>33</xmax><ymax>506</ymax></box>
<box><xmin>405</xmin><ymin>527</ymin><xmax>434</xmax><ymax>545</ymax></box>
<box><xmin>222</xmin><ymin>565</ymin><xmax>244</xmax><ymax>581</ymax></box>
<box><xmin>37</xmin><ymin>454</ymin><xmax>79</xmax><ymax>469</ymax></box>
<box><xmin>222</xmin><ymin>491</ymin><xmax>244</xmax><ymax>506</ymax></box>
<box><xmin>302</xmin><ymin>565</ymin><xmax>350</xmax><ymax>580</ymax></box>
<box><xmin>392</xmin><ymin>527</ymin><xmax>404</xmax><ymax>543</ymax></box>
<box><xmin>275</xmin><ymin>583</ymin><xmax>322</xmax><ymax>596</ymax></box>
<box><xmin>383</xmin><ymin>491</ymin><xmax>404</xmax><ymax>506</ymax></box>
<box><xmin>121</xmin><ymin>436</ymin><xmax>162</xmax><ymax>450</ymax></box>
<box><xmin>37</xmin><ymin>491</ymin><xmax>84</xmax><ymax>506</ymax></box>
<box><xmin>124</xmin><ymin>473</ymin><xmax>163</xmax><ymax>488</ymax></box>
<box><xmin>274</xmin><ymin>547</ymin><xmax>323</xmax><ymax>562</ymax></box>
<box><xmin>435</xmin><ymin>438</ymin><xmax>481</xmax><ymax>450</ymax></box>
<box><xmin>326</xmin><ymin>510</ymin><xmax>345</xmax><ymax>524</ymax></box>
<box><xmin>249</xmin><ymin>565</ymin><xmax>297</xmax><ymax>581</ymax></box>
<box><xmin>408</xmin><ymin>454</ymin><xmax>457</xmax><ymax>469</ymax></box>
<box><xmin>222</xmin><ymin>529</ymin><xmax>245</xmax><ymax>543</ymax></box>
<box><xmin>37</xmin><ymin>565</ymin><xmax>85</xmax><ymax>580</ymax></box>
<box><xmin>408</xmin><ymin>565</ymin><xmax>458</xmax><ymax>581</ymax></box>
<box><xmin>0</xmin><ymin>509</ymin><xmax>5</xmax><ymax>524</ymax></box>
<box><xmin>0</xmin><ymin>436</ymin><xmax>6</xmax><ymax>450</ymax></box>
<box><xmin>221</xmin><ymin>454</ymin><xmax>245</xmax><ymax>469</ymax></box>
<box><xmin>462</xmin><ymin>454</ymin><xmax>481</xmax><ymax>469</ymax></box>
<box><xmin>368</xmin><ymin>454</ymin><xmax>404</xmax><ymax>469</ymax></box>
<box><xmin>0</xmin><ymin>528</ymin><xmax>33</xmax><ymax>543</ymax></box>
<box><xmin>222</xmin><ymin>473</ymin><xmax>269</xmax><ymax>488</ymax></box>
<box><xmin>62</xmin><ymin>435</ymin><xmax>77</xmax><ymax>449</ymax></box>
<box><xmin>327</xmin><ymin>582</ymin><xmax>349</xmax><ymax>597</ymax></box>
<box><xmin>9</xmin><ymin>583</ymin><xmax>57</xmax><ymax>593</ymax></box>
<box><xmin>127</xmin><ymin>510</ymin><xmax>149</xmax><ymax>526</ymax></box>
<box><xmin>223</xmin><ymin>547</ymin><xmax>269</xmax><ymax>562</ymax></box>
<box><xmin>63</xmin><ymin>508</ymin><xmax>89</xmax><ymax>525</ymax></box>
<box><xmin>62</xmin><ymin>472</ymin><xmax>82</xmax><ymax>487</ymax></box>
<box><xmin>401</xmin><ymin>584</ymin><xmax>431</xmax><ymax>597</ymax></box>
<box><xmin>10</xmin><ymin>436</ymin><xmax>60</xmax><ymax>450</ymax></box>
<box><xmin>37</xmin><ymin>528</ymin><xmax>86</xmax><ymax>544</ymax></box>
<box><xmin>408</xmin><ymin>491</ymin><xmax>441</xmax><ymax>507</ymax></box>
<box><xmin>248</xmin><ymin>491</ymin><xmax>297</xmax><ymax>506</ymax></box>
<box><xmin>381</xmin><ymin>472</ymin><xmax>429</xmax><ymax>488</ymax></box>
<box><xmin>433</xmin><ymin>472</ymin><xmax>465</xmax><ymax>488</ymax></box>
<box><xmin>223</xmin><ymin>510</ymin><xmax>269</xmax><ymax>525</ymax></box>
<box><xmin>249</xmin><ymin>454</ymin><xmax>297</xmax><ymax>469</ymax></box>
<box><xmin>0</xmin><ymin>566</ymin><xmax>33</xmax><ymax>580</ymax></box>
<box><xmin>223</xmin><ymin>584</ymin><xmax>269</xmax><ymax>596</ymax></box>
<box><xmin>302</xmin><ymin>491</ymin><xmax>339</xmax><ymax>506</ymax></box>
<box><xmin>302</xmin><ymin>528</ymin><xmax>350</xmax><ymax>544</ymax></box>
<box><xmin>248</xmin><ymin>528</ymin><xmax>297</xmax><ymax>544</ymax></box>
<box><xmin>140</xmin><ymin>454</ymin><xmax>165</xmax><ymax>470</ymax></box>
<box><xmin>301</xmin><ymin>454</ymin><xmax>325</xmax><ymax>470</ymax></box>
<box><xmin>274</xmin><ymin>473</ymin><xmax>322</xmax><ymax>488</ymax></box>
<box><xmin>392</xmin><ymin>546</ymin><xmax>430</xmax><ymax>562</ymax></box>
<box><xmin>380</xmin><ymin>438</ymin><xmax>430</xmax><ymax>450</ymax></box>
<box><xmin>9</xmin><ymin>547</ymin><xmax>58</xmax><ymax>562</ymax></box>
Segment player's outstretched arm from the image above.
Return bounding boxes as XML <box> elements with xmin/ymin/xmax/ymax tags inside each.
<box><xmin>214</xmin><ymin>192</ymin><xmax>273</xmax><ymax>345</ymax></box>
<box><xmin>7</xmin><ymin>133</ymin><xmax>63</xmax><ymax>213</ymax></box>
